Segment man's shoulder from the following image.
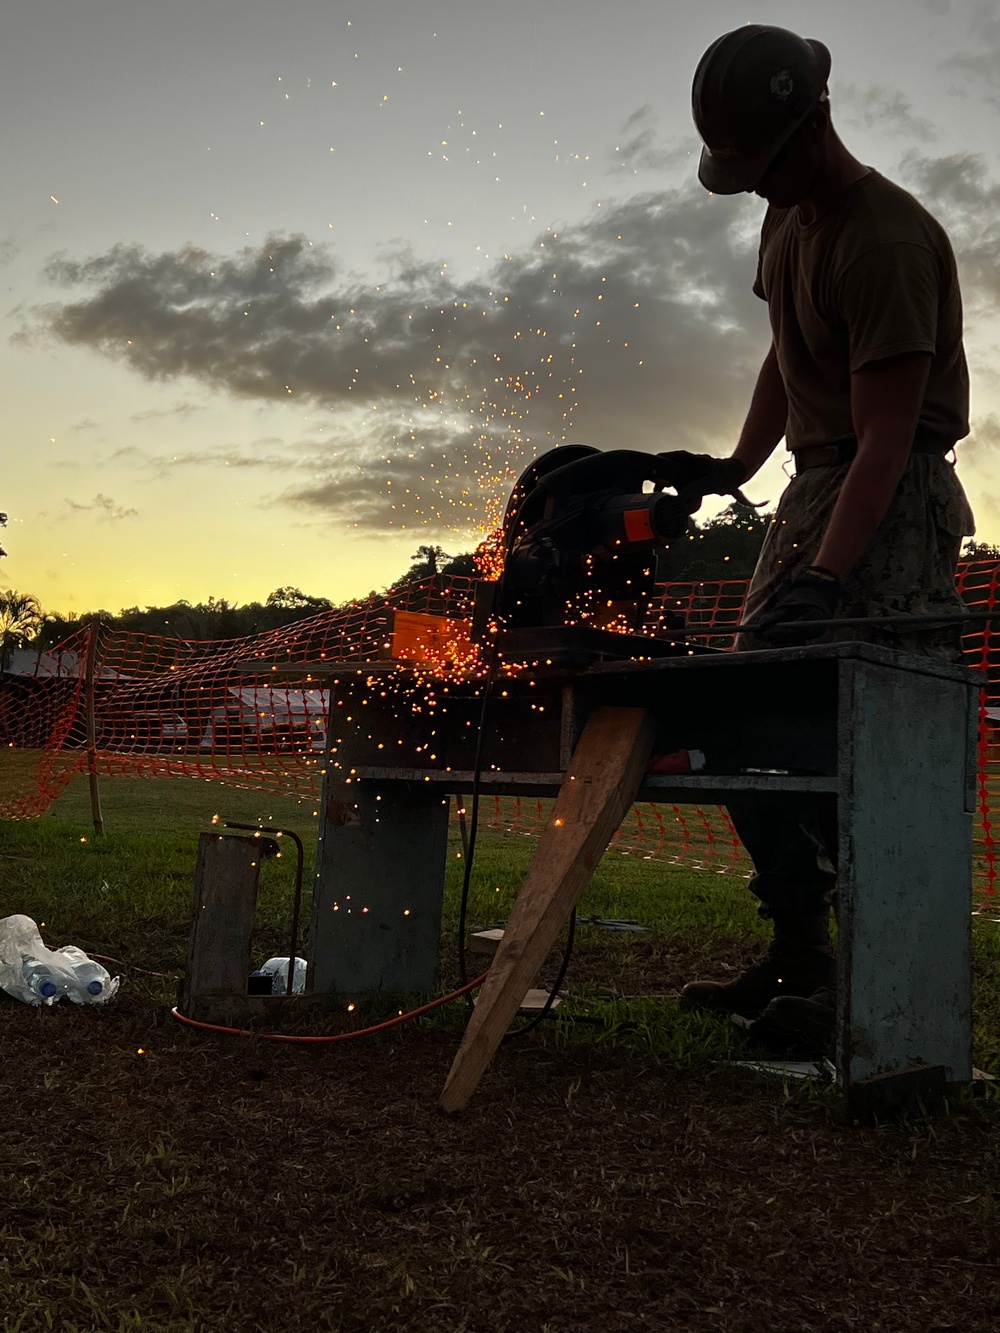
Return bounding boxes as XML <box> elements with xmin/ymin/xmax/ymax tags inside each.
<box><xmin>843</xmin><ymin>171</ymin><xmax>950</xmax><ymax>252</ymax></box>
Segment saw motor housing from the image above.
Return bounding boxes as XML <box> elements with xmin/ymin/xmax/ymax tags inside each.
<box><xmin>474</xmin><ymin>447</ymin><xmax>697</xmax><ymax>660</ymax></box>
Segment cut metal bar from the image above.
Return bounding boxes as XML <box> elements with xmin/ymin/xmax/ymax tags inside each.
<box><xmin>683</xmin><ymin>609</ymin><xmax>1000</xmax><ymax>637</ymax></box>
<box><xmin>226</xmin><ymin>822</ymin><xmax>305</xmax><ymax>995</ymax></box>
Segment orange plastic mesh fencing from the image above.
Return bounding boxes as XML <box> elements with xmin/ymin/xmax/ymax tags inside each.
<box><xmin>2</xmin><ymin>563</ymin><xmax>998</xmax><ymax>900</ymax></box>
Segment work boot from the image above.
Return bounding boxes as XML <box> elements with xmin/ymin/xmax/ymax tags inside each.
<box><xmin>678</xmin><ymin>913</ymin><xmax>835</xmax><ymax>1021</ymax></box>
<box><xmin>748</xmin><ymin>987</ymin><xmax>837</xmax><ymax>1059</ymax></box>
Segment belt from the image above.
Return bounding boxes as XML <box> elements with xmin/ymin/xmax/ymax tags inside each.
<box><xmin>792</xmin><ymin>437</ymin><xmax>952</xmax><ymax>474</ymax></box>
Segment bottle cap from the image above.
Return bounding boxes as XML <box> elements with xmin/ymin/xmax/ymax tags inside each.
<box><xmin>87</xmin><ymin>980</ymin><xmax>103</xmax><ymax>995</ymax></box>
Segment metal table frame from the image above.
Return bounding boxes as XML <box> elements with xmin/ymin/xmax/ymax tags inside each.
<box><xmin>309</xmin><ymin>641</ymin><xmax>980</xmax><ymax>1112</ymax></box>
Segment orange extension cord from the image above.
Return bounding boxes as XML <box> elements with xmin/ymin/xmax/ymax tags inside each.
<box><xmin>169</xmin><ymin>971</ymin><xmax>489</xmax><ymax>1044</ymax></box>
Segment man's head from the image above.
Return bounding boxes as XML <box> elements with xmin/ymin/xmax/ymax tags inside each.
<box><xmin>693</xmin><ymin>25</ymin><xmax>832</xmax><ymax>200</ymax></box>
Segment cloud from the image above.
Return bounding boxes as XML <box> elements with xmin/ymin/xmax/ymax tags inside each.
<box><xmin>962</xmin><ymin>412</ymin><xmax>1000</xmax><ymax>462</ymax></box>
<box><xmin>31</xmin><ymin>191</ymin><xmax>769</xmax><ymax>533</ymax></box>
<box><xmin>71</xmin><ymin>418</ymin><xmax>99</xmax><ymax>432</ymax></box>
<box><xmin>0</xmin><ymin>237</ymin><xmax>18</xmax><ymax>269</ymax></box>
<box><xmin>130</xmin><ymin>401</ymin><xmax>206</xmax><ymax>422</ymax></box>
<box><xmin>611</xmin><ymin>106</ymin><xmax>690</xmax><ymax>174</ymax></box>
<box><xmin>837</xmin><ymin>85</ymin><xmax>937</xmax><ymax>142</ymax></box>
<box><xmin>901</xmin><ymin>151</ymin><xmax>1000</xmax><ymax>315</ymax></box>
<box><xmin>942</xmin><ymin>1</ymin><xmax>1000</xmax><ymax>106</ymax></box>
<box><xmin>63</xmin><ymin>493</ymin><xmax>138</xmax><ymax>522</ymax></box>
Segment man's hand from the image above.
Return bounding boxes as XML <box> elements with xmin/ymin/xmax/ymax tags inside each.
<box><xmin>654</xmin><ymin>452</ymin><xmax>751</xmax><ymax>509</ymax></box>
<box><xmin>750</xmin><ymin>567</ymin><xmax>843</xmax><ymax>646</ymax></box>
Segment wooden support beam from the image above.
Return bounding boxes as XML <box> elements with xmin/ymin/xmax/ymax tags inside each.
<box><xmin>440</xmin><ymin>706</ymin><xmax>656</xmax><ymax>1113</ymax></box>
<box><xmin>179</xmin><ymin>833</ymin><xmax>262</xmax><ymax>1026</ymax></box>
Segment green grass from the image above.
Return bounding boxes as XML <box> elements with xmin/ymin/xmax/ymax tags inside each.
<box><xmin>1</xmin><ymin>771</ymin><xmax>997</xmax><ymax>1070</ymax></box>
<box><xmin>2</xmin><ymin>773</ymin><xmax>1000</xmax><ymax>1332</ymax></box>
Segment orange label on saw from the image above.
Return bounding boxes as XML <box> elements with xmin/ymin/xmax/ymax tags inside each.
<box><xmin>623</xmin><ymin>507</ymin><xmax>654</xmax><ymax>543</ymax></box>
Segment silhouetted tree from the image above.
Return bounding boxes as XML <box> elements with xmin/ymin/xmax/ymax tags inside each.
<box><xmin>662</xmin><ymin>506</ymin><xmax>774</xmax><ymax>582</ymax></box>
<box><xmin>0</xmin><ymin>591</ymin><xmax>43</xmax><ymax>671</ymax></box>
<box><xmin>963</xmin><ymin>539</ymin><xmax>1000</xmax><ymax>561</ymax></box>
<box><xmin>265</xmin><ymin>586</ymin><xmax>334</xmax><ymax>613</ymax></box>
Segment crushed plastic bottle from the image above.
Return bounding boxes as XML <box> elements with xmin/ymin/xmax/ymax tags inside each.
<box><xmin>20</xmin><ymin>958</ymin><xmax>62</xmax><ymax>1004</ymax></box>
<box><xmin>54</xmin><ymin>945</ymin><xmax>113</xmax><ymax>1003</ymax></box>
<box><xmin>0</xmin><ymin>914</ymin><xmax>119</xmax><ymax>1006</ymax></box>
<box><xmin>256</xmin><ymin>956</ymin><xmax>308</xmax><ymax>995</ymax></box>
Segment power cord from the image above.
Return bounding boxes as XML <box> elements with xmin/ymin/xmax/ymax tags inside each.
<box><xmin>456</xmin><ymin>562</ymin><xmax>576</xmax><ymax>1033</ymax></box>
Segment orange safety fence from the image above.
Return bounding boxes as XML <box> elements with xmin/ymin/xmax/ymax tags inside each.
<box><xmin>1</xmin><ymin>561</ymin><xmax>998</xmax><ymax>901</ymax></box>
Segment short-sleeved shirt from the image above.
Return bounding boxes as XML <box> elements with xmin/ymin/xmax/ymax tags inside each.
<box><xmin>753</xmin><ymin>170</ymin><xmax>970</xmax><ymax>452</ymax></box>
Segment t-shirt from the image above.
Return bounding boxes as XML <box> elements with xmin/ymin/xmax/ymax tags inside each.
<box><xmin>753</xmin><ymin>171</ymin><xmax>970</xmax><ymax>452</ymax></box>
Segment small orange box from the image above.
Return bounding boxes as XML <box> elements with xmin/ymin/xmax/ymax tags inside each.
<box><xmin>623</xmin><ymin>507</ymin><xmax>654</xmax><ymax>543</ymax></box>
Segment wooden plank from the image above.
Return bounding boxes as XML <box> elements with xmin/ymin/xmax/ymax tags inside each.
<box><xmin>179</xmin><ymin>833</ymin><xmax>262</xmax><ymax>1025</ymax></box>
<box><xmin>440</xmin><ymin>706</ymin><xmax>656</xmax><ymax>1113</ymax></box>
<box><xmin>842</xmin><ymin>1064</ymin><xmax>948</xmax><ymax>1125</ymax></box>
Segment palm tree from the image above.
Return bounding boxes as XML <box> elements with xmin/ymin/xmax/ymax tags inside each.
<box><xmin>0</xmin><ymin>591</ymin><xmax>44</xmax><ymax>672</ymax></box>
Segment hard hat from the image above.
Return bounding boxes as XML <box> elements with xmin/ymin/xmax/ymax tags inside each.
<box><xmin>692</xmin><ymin>25</ymin><xmax>832</xmax><ymax>194</ymax></box>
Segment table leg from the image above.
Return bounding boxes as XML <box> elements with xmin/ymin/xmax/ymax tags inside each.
<box><xmin>310</xmin><ymin>780</ymin><xmax>450</xmax><ymax>997</ymax></box>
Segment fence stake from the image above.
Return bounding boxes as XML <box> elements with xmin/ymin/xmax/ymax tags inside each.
<box><xmin>84</xmin><ymin>620</ymin><xmax>105</xmax><ymax>836</ymax></box>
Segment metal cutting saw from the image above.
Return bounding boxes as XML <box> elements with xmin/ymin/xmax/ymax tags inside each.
<box><xmin>473</xmin><ymin>445</ymin><xmax>751</xmax><ymax>666</ymax></box>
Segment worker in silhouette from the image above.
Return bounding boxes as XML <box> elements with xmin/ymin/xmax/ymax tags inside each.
<box><xmin>658</xmin><ymin>25</ymin><xmax>975</xmax><ymax>1050</ymax></box>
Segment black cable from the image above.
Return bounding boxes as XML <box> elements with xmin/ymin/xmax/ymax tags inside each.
<box><xmin>456</xmin><ymin>527</ymin><xmax>580</xmax><ymax>1026</ymax></box>
<box><xmin>455</xmin><ymin>652</ymin><xmax>579</xmax><ymax>1029</ymax></box>
<box><xmin>501</xmin><ymin>906</ymin><xmax>577</xmax><ymax>1041</ymax></box>
<box><xmin>457</xmin><ymin>640</ymin><xmax>500</xmax><ymax>1010</ymax></box>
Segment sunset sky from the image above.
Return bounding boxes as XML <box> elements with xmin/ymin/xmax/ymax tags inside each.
<box><xmin>2</xmin><ymin>0</ymin><xmax>998</xmax><ymax>615</ymax></box>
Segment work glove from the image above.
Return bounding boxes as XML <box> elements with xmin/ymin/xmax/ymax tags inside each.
<box><xmin>749</xmin><ymin>566</ymin><xmax>844</xmax><ymax>646</ymax></box>
<box><xmin>653</xmin><ymin>452</ymin><xmax>753</xmax><ymax>512</ymax></box>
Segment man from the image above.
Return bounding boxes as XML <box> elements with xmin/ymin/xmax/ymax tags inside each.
<box><xmin>657</xmin><ymin>25</ymin><xmax>975</xmax><ymax>1048</ymax></box>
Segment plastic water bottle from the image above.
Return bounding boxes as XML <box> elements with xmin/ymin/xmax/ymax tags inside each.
<box><xmin>258</xmin><ymin>956</ymin><xmax>308</xmax><ymax>994</ymax></box>
<box><xmin>20</xmin><ymin>958</ymin><xmax>62</xmax><ymax>1003</ymax></box>
<box><xmin>0</xmin><ymin>917</ymin><xmax>118</xmax><ymax>1006</ymax></box>
<box><xmin>71</xmin><ymin>960</ymin><xmax>106</xmax><ymax>998</ymax></box>
<box><xmin>55</xmin><ymin>945</ymin><xmax>113</xmax><ymax>1003</ymax></box>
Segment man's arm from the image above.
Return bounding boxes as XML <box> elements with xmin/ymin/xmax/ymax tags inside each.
<box><xmin>653</xmin><ymin>343</ymin><xmax>786</xmax><ymax>500</ymax></box>
<box><xmin>733</xmin><ymin>341</ymin><xmax>789</xmax><ymax>482</ymax></box>
<box><xmin>812</xmin><ymin>351</ymin><xmax>932</xmax><ymax>580</ymax></box>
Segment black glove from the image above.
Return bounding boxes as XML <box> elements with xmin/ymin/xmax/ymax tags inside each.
<box><xmin>654</xmin><ymin>452</ymin><xmax>752</xmax><ymax>512</ymax></box>
<box><xmin>749</xmin><ymin>567</ymin><xmax>843</xmax><ymax>646</ymax></box>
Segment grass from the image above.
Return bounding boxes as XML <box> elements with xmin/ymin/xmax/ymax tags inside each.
<box><xmin>0</xmin><ymin>773</ymin><xmax>999</xmax><ymax>1331</ymax></box>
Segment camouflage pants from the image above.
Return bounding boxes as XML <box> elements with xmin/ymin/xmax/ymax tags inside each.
<box><xmin>736</xmin><ymin>451</ymin><xmax>975</xmax><ymax>660</ymax></box>
<box><xmin>728</xmin><ymin>451</ymin><xmax>975</xmax><ymax>919</ymax></box>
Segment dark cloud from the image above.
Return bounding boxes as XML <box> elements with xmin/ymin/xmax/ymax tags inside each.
<box><xmin>32</xmin><ymin>190</ymin><xmax>769</xmax><ymax>533</ymax></box>
<box><xmin>62</xmin><ymin>493</ymin><xmax>138</xmax><ymax>521</ymax></box>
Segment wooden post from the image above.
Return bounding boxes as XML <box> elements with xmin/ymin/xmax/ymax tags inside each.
<box><xmin>83</xmin><ymin>619</ymin><xmax>105</xmax><ymax>837</ymax></box>
<box><xmin>440</xmin><ymin>706</ymin><xmax>656</xmax><ymax>1113</ymax></box>
<box><xmin>179</xmin><ymin>833</ymin><xmax>262</xmax><ymax>1025</ymax></box>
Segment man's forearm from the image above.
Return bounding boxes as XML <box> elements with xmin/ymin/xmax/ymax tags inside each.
<box><xmin>733</xmin><ymin>343</ymin><xmax>788</xmax><ymax>481</ymax></box>
<box><xmin>812</xmin><ymin>438</ymin><xmax>910</xmax><ymax>580</ymax></box>
<box><xmin>812</xmin><ymin>352</ymin><xmax>931</xmax><ymax>581</ymax></box>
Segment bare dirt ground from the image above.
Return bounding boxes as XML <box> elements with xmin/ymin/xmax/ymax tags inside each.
<box><xmin>3</xmin><ymin>968</ymin><xmax>999</xmax><ymax>1333</ymax></box>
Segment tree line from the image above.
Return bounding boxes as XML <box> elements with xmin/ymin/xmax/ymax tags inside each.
<box><xmin>2</xmin><ymin>512</ymin><xmax>998</xmax><ymax>661</ymax></box>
